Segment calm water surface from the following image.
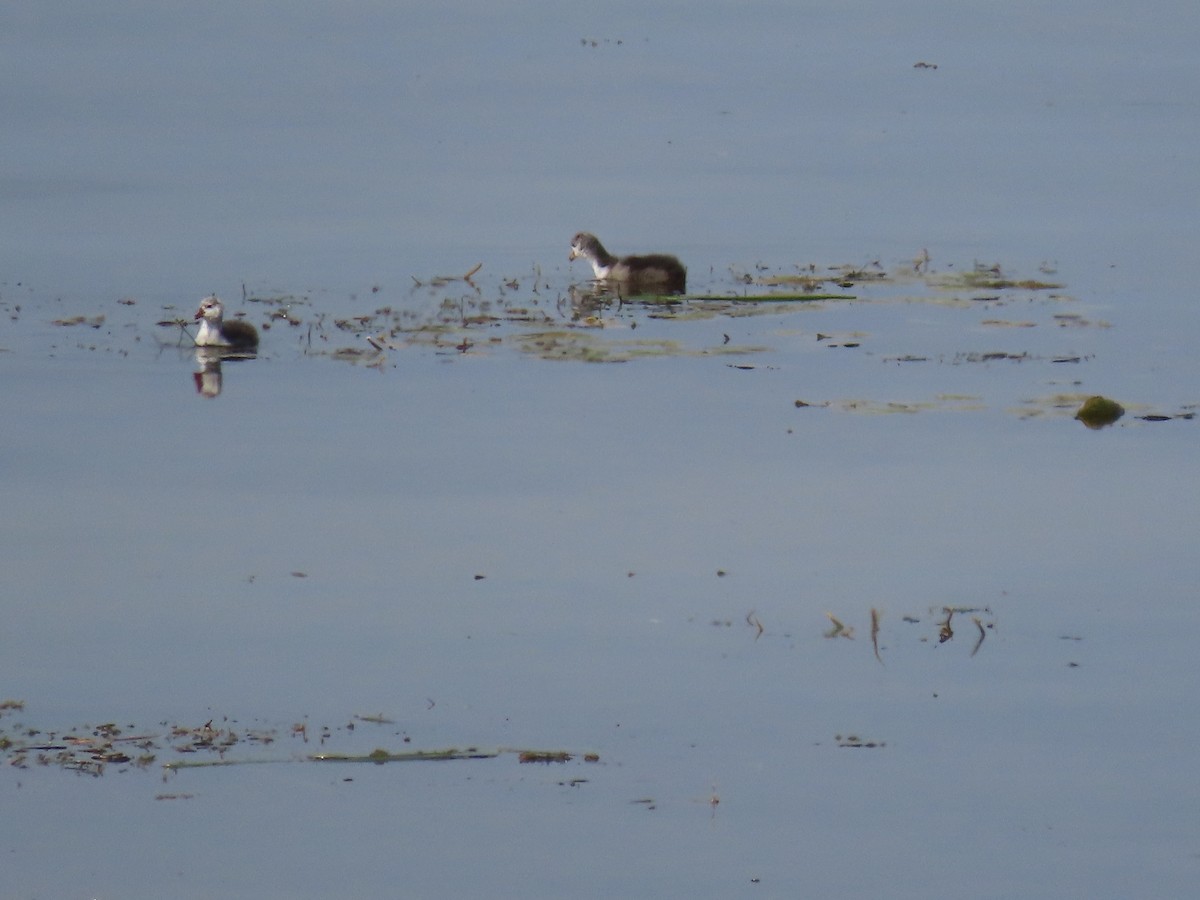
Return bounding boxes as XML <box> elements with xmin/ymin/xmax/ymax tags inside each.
<box><xmin>2</xmin><ymin>2</ymin><xmax>1199</xmax><ymax>898</ymax></box>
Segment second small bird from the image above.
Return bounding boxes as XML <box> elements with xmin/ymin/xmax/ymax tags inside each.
<box><xmin>569</xmin><ymin>232</ymin><xmax>686</xmax><ymax>294</ymax></box>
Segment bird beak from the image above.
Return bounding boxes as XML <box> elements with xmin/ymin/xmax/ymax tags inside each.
<box><xmin>194</xmin><ymin>310</ymin><xmax>204</xmax><ymax>321</ymax></box>
<box><xmin>568</xmin><ymin>249</ymin><xmax>578</xmax><ymax>260</ymax></box>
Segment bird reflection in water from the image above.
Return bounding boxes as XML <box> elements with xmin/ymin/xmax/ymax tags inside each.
<box><xmin>193</xmin><ymin>345</ymin><xmax>256</xmax><ymax>398</ymax></box>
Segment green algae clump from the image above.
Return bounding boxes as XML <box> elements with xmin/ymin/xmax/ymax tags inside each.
<box><xmin>1075</xmin><ymin>395</ymin><xmax>1124</xmax><ymax>429</ymax></box>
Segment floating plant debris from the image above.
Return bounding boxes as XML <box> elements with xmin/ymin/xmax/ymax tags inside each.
<box><xmin>870</xmin><ymin>608</ymin><xmax>883</xmax><ymax>664</ymax></box>
<box><xmin>0</xmin><ymin>704</ymin><xmax>596</xmax><ymax>778</ymax></box>
<box><xmin>14</xmin><ymin>255</ymin><xmax>1184</xmax><ymax>419</ymax></box>
<box><xmin>817</xmin><ymin>605</ymin><xmax>997</xmax><ymax>660</ymax></box>
<box><xmin>824</xmin><ymin>612</ymin><xmax>854</xmax><ymax>639</ymax></box>
<box><xmin>52</xmin><ymin>314</ymin><xmax>105</xmax><ymax>328</ymax></box>
<box><xmin>835</xmin><ymin>734</ymin><xmax>886</xmax><ymax>749</ymax></box>
<box><xmin>518</xmin><ymin>751</ymin><xmax>572</xmax><ymax>764</ymax></box>
<box><xmin>309</xmin><ymin>748</ymin><xmax>499</xmax><ymax>764</ymax></box>
<box><xmin>227</xmin><ymin>255</ymin><xmax>1093</xmax><ymax>372</ymax></box>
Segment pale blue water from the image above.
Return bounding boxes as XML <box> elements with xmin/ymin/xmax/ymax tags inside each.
<box><xmin>3</xmin><ymin>2</ymin><xmax>1199</xmax><ymax>898</ymax></box>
